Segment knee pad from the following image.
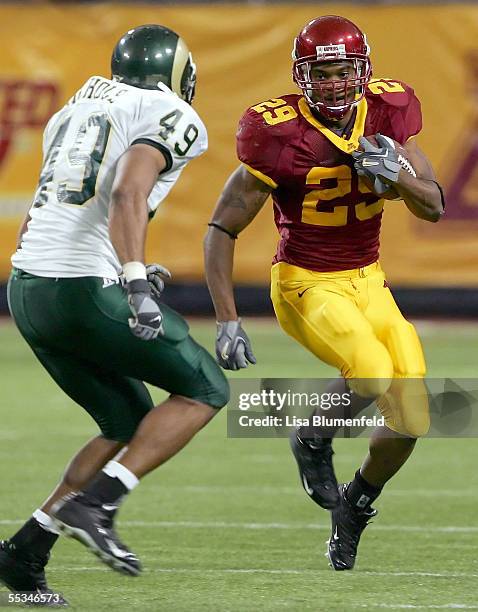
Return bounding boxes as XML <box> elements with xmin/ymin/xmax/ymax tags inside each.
<box><xmin>402</xmin><ymin>415</ymin><xmax>430</xmax><ymax>438</ymax></box>
<box><xmin>386</xmin><ymin>322</ymin><xmax>426</xmax><ymax>377</ymax></box>
<box><xmin>349</xmin><ymin>376</ymin><xmax>392</xmax><ymax>399</ymax></box>
<box><xmin>382</xmin><ymin>412</ymin><xmax>430</xmax><ymax>438</ymax></box>
<box><xmin>346</xmin><ymin>342</ymin><xmax>394</xmax><ymax>398</ymax></box>
<box><xmin>208</xmin><ymin>373</ymin><xmax>230</xmax><ymax>409</ymax></box>
<box><xmin>192</xmin><ymin>351</ymin><xmax>230</xmax><ymax>409</ymax></box>
<box><xmin>377</xmin><ymin>378</ymin><xmax>430</xmax><ymax>437</ymax></box>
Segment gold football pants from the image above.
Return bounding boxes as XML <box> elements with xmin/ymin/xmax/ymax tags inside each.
<box><xmin>270</xmin><ymin>261</ymin><xmax>429</xmax><ymax>437</ymax></box>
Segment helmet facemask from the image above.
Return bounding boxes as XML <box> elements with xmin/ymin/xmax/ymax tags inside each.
<box><xmin>180</xmin><ymin>54</ymin><xmax>196</xmax><ymax>104</ymax></box>
<box><xmin>293</xmin><ymin>55</ymin><xmax>371</xmax><ymax>120</ymax></box>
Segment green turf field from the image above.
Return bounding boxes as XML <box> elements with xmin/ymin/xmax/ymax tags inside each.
<box><xmin>1</xmin><ymin>318</ymin><xmax>477</xmax><ymax>611</ymax></box>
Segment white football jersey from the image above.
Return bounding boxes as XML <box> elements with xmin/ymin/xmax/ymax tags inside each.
<box><xmin>12</xmin><ymin>76</ymin><xmax>207</xmax><ymax>279</ymax></box>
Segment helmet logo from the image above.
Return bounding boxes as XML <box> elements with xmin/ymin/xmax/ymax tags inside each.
<box><xmin>315</xmin><ymin>44</ymin><xmax>347</xmax><ymax>60</ymax></box>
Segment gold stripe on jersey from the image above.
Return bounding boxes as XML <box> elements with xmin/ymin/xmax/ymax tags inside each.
<box><xmin>242</xmin><ymin>163</ymin><xmax>278</xmax><ymax>189</ymax></box>
<box><xmin>298</xmin><ymin>97</ymin><xmax>368</xmax><ymax>154</ymax></box>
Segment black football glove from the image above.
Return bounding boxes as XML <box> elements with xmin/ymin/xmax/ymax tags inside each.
<box><xmin>352</xmin><ymin>134</ymin><xmax>401</xmax><ymax>195</ymax></box>
<box><xmin>127</xmin><ymin>278</ymin><xmax>164</xmax><ymax>341</ymax></box>
<box><xmin>216</xmin><ymin>319</ymin><xmax>257</xmax><ymax>370</ymax></box>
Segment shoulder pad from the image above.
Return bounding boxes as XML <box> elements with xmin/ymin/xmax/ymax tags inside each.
<box><xmin>241</xmin><ymin>94</ymin><xmax>300</xmax><ymax>133</ymax></box>
<box><xmin>366</xmin><ymin>78</ymin><xmax>418</xmax><ymax>109</ymax></box>
<box><xmin>127</xmin><ymin>89</ymin><xmax>207</xmax><ymax>162</ymax></box>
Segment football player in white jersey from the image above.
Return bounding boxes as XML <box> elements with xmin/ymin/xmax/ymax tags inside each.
<box><xmin>1</xmin><ymin>25</ymin><xmax>229</xmax><ymax>602</ymax></box>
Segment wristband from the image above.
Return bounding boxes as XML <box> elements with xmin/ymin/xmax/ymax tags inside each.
<box><xmin>208</xmin><ymin>222</ymin><xmax>238</xmax><ymax>240</ymax></box>
<box><xmin>123</xmin><ymin>261</ymin><xmax>147</xmax><ymax>282</ymax></box>
<box><xmin>127</xmin><ymin>278</ymin><xmax>150</xmax><ymax>294</ymax></box>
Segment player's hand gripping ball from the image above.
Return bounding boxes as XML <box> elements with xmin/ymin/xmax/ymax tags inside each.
<box><xmin>353</xmin><ymin>134</ymin><xmax>417</xmax><ymax>200</ymax></box>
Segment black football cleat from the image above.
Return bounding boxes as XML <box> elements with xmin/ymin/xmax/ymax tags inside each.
<box><xmin>52</xmin><ymin>494</ymin><xmax>141</xmax><ymax>577</ymax></box>
<box><xmin>327</xmin><ymin>484</ymin><xmax>377</xmax><ymax>571</ymax></box>
<box><xmin>289</xmin><ymin>430</ymin><xmax>339</xmax><ymax>510</ymax></box>
<box><xmin>0</xmin><ymin>540</ymin><xmax>68</xmax><ymax>607</ymax></box>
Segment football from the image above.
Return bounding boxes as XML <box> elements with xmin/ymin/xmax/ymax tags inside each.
<box><xmin>358</xmin><ymin>135</ymin><xmax>416</xmax><ymax>200</ymax></box>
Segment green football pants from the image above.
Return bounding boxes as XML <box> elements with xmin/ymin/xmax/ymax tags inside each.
<box><xmin>8</xmin><ymin>269</ymin><xmax>229</xmax><ymax>442</ymax></box>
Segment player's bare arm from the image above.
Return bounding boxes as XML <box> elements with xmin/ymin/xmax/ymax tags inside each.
<box><xmin>109</xmin><ymin>143</ymin><xmax>167</xmax><ymax>264</ymax></box>
<box><xmin>204</xmin><ymin>165</ymin><xmax>271</xmax><ymax>370</ymax></box>
<box><xmin>204</xmin><ymin>164</ymin><xmax>272</xmax><ymax>321</ymax></box>
<box><xmin>353</xmin><ymin>134</ymin><xmax>444</xmax><ymax>223</ymax></box>
<box><xmin>109</xmin><ymin>143</ymin><xmax>168</xmax><ymax>340</ymax></box>
<box><xmin>394</xmin><ymin>138</ymin><xmax>444</xmax><ymax>222</ymax></box>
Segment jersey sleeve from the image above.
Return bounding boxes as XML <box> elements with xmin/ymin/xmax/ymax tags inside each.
<box><xmin>146</xmin><ymin>166</ymin><xmax>184</xmax><ymax>216</ymax></box>
<box><xmin>127</xmin><ymin>93</ymin><xmax>207</xmax><ymax>174</ymax></box>
<box><xmin>380</xmin><ymin>81</ymin><xmax>422</xmax><ymax>145</ymax></box>
<box><xmin>394</xmin><ymin>84</ymin><xmax>422</xmax><ymax>144</ymax></box>
<box><xmin>236</xmin><ymin>108</ymin><xmax>283</xmax><ymax>189</ymax></box>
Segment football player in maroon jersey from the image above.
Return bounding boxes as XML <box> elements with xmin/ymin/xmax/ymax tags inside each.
<box><xmin>204</xmin><ymin>15</ymin><xmax>444</xmax><ymax>570</ymax></box>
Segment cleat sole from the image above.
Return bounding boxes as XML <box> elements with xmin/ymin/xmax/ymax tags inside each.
<box><xmin>54</xmin><ymin>520</ymin><xmax>140</xmax><ymax>577</ymax></box>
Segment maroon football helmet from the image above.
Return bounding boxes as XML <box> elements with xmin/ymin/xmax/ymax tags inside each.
<box><xmin>293</xmin><ymin>15</ymin><xmax>372</xmax><ymax>120</ymax></box>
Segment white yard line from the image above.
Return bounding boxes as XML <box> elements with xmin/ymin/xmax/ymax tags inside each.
<box><xmin>357</xmin><ymin>605</ymin><xmax>478</xmax><ymax>610</ymax></box>
<box><xmin>45</xmin><ymin>567</ymin><xmax>478</xmax><ymax>580</ymax></box>
<box><xmin>145</xmin><ymin>485</ymin><xmax>477</xmax><ymax>498</ymax></box>
<box><xmin>0</xmin><ymin>519</ymin><xmax>476</xmax><ymax>533</ymax></box>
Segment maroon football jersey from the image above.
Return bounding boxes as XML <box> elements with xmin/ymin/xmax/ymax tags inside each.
<box><xmin>237</xmin><ymin>79</ymin><xmax>422</xmax><ymax>271</ymax></box>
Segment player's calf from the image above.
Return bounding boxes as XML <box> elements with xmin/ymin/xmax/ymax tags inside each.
<box><xmin>52</xmin><ymin>394</ymin><xmax>226</xmax><ymax>575</ymax></box>
<box><xmin>361</xmin><ymin>427</ymin><xmax>417</xmax><ymax>486</ymax></box>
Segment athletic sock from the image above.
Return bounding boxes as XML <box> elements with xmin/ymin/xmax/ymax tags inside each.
<box><xmin>345</xmin><ymin>469</ymin><xmax>383</xmax><ymax>511</ymax></box>
<box><xmin>10</xmin><ymin>515</ymin><xmax>59</xmax><ymax>558</ymax></box>
<box><xmin>82</xmin><ymin>461</ymin><xmax>139</xmax><ymax>506</ymax></box>
<box><xmin>32</xmin><ymin>509</ymin><xmax>61</xmax><ymax>535</ymax></box>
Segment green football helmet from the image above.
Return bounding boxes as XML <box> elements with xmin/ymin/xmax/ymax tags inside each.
<box><xmin>111</xmin><ymin>24</ymin><xmax>196</xmax><ymax>104</ymax></box>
